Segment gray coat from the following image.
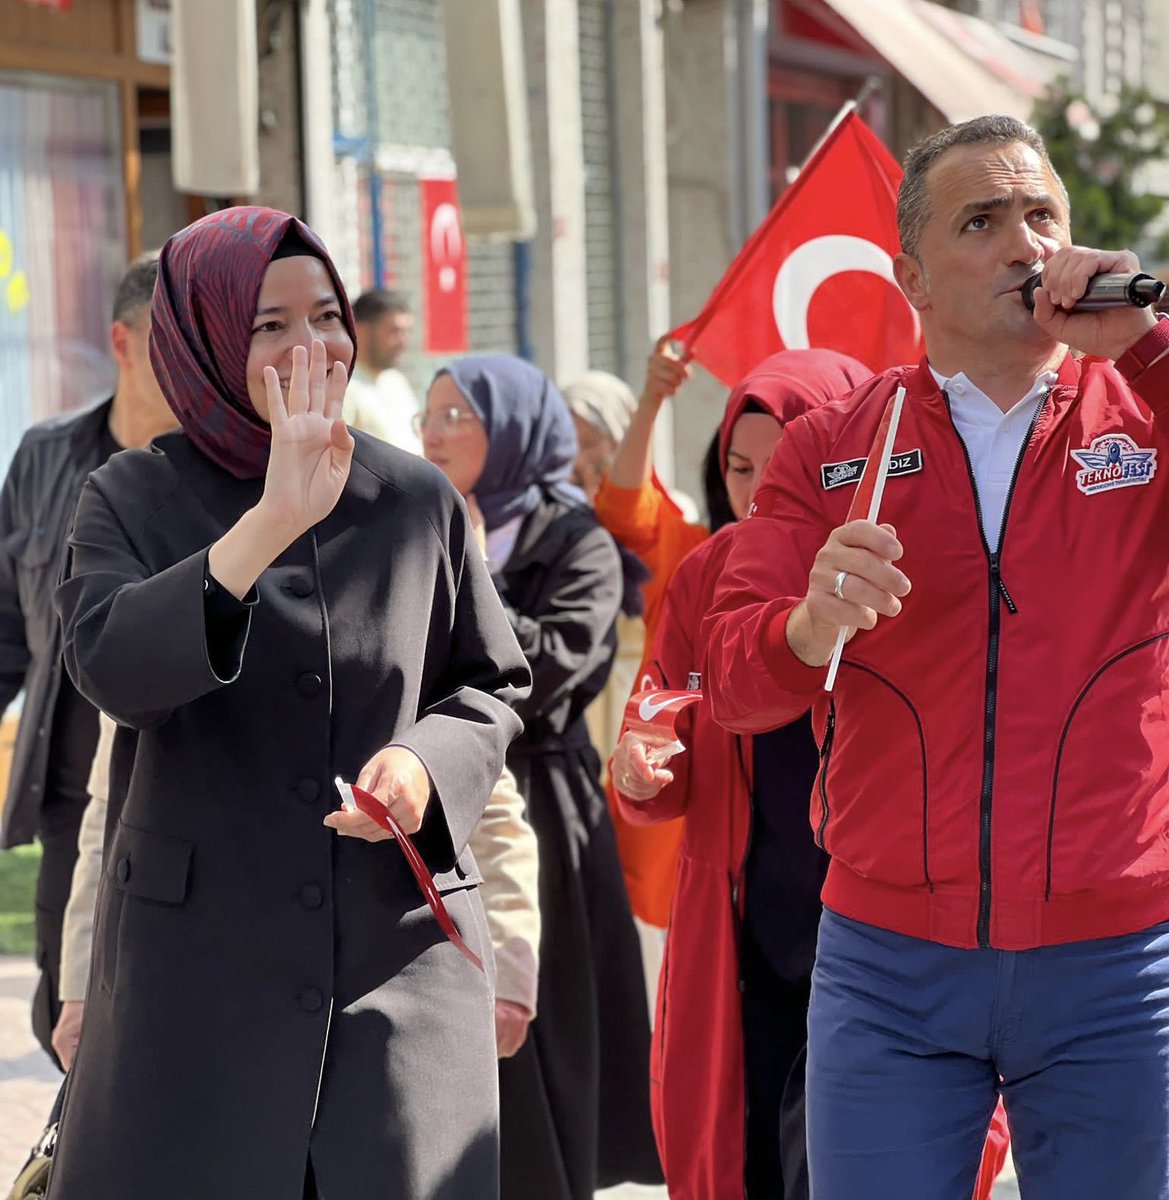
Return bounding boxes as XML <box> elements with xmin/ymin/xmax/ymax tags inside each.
<box><xmin>48</xmin><ymin>430</ymin><xmax>530</xmax><ymax>1200</ymax></box>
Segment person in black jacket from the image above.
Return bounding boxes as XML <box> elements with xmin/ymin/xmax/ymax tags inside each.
<box><xmin>0</xmin><ymin>253</ymin><xmax>176</xmax><ymax>1065</ymax></box>
<box><xmin>421</xmin><ymin>355</ymin><xmax>663</xmax><ymax>1200</ymax></box>
<box><xmin>50</xmin><ymin>207</ymin><xmax>528</xmax><ymax>1199</ymax></box>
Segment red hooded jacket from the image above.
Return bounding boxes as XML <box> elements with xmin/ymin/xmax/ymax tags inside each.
<box><xmin>613</xmin><ymin>350</ymin><xmax>870</xmax><ymax>1197</ymax></box>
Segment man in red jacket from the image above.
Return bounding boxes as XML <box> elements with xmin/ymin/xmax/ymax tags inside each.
<box><xmin>704</xmin><ymin>113</ymin><xmax>1169</xmax><ymax>1199</ymax></box>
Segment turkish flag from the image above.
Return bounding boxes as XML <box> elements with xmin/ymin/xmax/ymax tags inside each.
<box><xmin>420</xmin><ymin>177</ymin><xmax>468</xmax><ymax>354</ymax></box>
<box><xmin>670</xmin><ymin>111</ymin><xmax>922</xmax><ymax>384</ymax></box>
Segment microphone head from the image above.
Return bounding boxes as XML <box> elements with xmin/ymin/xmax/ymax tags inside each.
<box><xmin>1020</xmin><ymin>274</ymin><xmax>1043</xmax><ymax>312</ymax></box>
<box><xmin>1132</xmin><ymin>273</ymin><xmax>1167</xmax><ymax>307</ymax></box>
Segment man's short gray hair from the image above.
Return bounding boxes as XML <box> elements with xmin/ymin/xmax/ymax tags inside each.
<box><xmin>111</xmin><ymin>252</ymin><xmax>160</xmax><ymax>326</ymax></box>
<box><xmin>897</xmin><ymin>115</ymin><xmax>1070</xmax><ymax>257</ymax></box>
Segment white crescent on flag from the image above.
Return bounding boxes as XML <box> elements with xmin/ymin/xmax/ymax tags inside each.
<box><xmin>430</xmin><ymin>202</ymin><xmax>463</xmax><ymax>293</ymax></box>
<box><xmin>772</xmin><ymin>234</ymin><xmax>921</xmax><ymax>353</ymax></box>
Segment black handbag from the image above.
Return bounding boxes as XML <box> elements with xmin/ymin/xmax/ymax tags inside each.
<box><xmin>5</xmin><ymin>1082</ymin><xmax>64</xmax><ymax>1200</ymax></box>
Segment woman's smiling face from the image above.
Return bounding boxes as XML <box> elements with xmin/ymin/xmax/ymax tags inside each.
<box><xmin>245</xmin><ymin>256</ymin><xmax>353</xmax><ymax>422</ymax></box>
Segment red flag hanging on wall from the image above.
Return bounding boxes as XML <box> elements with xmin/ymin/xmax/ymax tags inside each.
<box><xmin>669</xmin><ymin>110</ymin><xmax>922</xmax><ymax>385</ymax></box>
<box><xmin>420</xmin><ymin>176</ymin><xmax>468</xmax><ymax>354</ymax></box>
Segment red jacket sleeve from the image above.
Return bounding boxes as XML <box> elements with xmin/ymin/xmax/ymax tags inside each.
<box><xmin>701</xmin><ymin>415</ymin><xmax>834</xmax><ymax>734</ymax></box>
<box><xmin>1115</xmin><ymin>327</ymin><xmax>1169</xmax><ymax>417</ymax></box>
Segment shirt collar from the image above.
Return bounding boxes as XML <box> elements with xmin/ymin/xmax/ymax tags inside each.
<box><xmin>928</xmin><ymin>365</ymin><xmax>1058</xmax><ymax>423</ymax></box>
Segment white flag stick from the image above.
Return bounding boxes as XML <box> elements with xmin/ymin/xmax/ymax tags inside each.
<box><xmin>823</xmin><ymin>386</ymin><xmax>907</xmax><ymax>692</ymax></box>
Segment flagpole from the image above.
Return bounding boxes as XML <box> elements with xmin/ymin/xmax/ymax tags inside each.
<box><xmin>794</xmin><ymin>99</ymin><xmax>857</xmax><ymax>181</ymax></box>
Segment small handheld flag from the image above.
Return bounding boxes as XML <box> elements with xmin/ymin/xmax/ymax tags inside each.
<box><xmin>623</xmin><ymin>688</ymin><xmax>703</xmax><ymax>766</ymax></box>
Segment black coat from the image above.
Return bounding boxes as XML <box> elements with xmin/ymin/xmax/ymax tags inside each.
<box><xmin>494</xmin><ymin>494</ymin><xmax>662</xmax><ymax>1200</ymax></box>
<box><xmin>48</xmin><ymin>430</ymin><xmax>530</xmax><ymax>1200</ymax></box>
<box><xmin>0</xmin><ymin>399</ymin><xmax>113</xmax><ymax>847</ymax></box>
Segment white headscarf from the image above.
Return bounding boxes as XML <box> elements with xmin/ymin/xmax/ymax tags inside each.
<box><xmin>560</xmin><ymin>371</ymin><xmax>637</xmax><ymax>446</ymax></box>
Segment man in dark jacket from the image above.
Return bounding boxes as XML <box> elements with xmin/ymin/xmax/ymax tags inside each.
<box><xmin>0</xmin><ymin>253</ymin><xmax>176</xmax><ymax>1064</ymax></box>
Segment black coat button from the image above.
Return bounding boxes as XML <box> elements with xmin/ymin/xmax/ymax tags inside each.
<box><xmin>289</xmin><ymin>574</ymin><xmax>314</xmax><ymax>598</ymax></box>
<box><xmin>296</xmin><ymin>672</ymin><xmax>323</xmax><ymax>697</ymax></box>
<box><xmin>298</xmin><ymin>884</ymin><xmax>323</xmax><ymax>910</ymax></box>
<box><xmin>296</xmin><ymin>778</ymin><xmax>321</xmax><ymax>803</ymax></box>
<box><xmin>299</xmin><ymin>987</ymin><xmax>324</xmax><ymax>1013</ymax></box>
<box><xmin>115</xmin><ymin>857</ymin><xmax>131</xmax><ymax>884</ymax></box>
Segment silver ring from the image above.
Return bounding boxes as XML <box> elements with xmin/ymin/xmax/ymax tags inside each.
<box><xmin>833</xmin><ymin>570</ymin><xmax>849</xmax><ymax>600</ymax></box>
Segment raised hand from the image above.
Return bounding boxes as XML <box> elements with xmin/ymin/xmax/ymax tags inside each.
<box><xmin>257</xmin><ymin>339</ymin><xmax>354</xmax><ymax>539</ymax></box>
<box><xmin>642</xmin><ymin>334</ymin><xmax>692</xmax><ymax>409</ymax></box>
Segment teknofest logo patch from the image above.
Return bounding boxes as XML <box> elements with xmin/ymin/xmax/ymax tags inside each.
<box><xmin>1070</xmin><ymin>433</ymin><xmax>1158</xmax><ymax>496</ymax></box>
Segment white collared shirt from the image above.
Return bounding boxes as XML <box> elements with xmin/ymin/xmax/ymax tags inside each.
<box><xmin>929</xmin><ymin>366</ymin><xmax>1057</xmax><ymax>552</ymax></box>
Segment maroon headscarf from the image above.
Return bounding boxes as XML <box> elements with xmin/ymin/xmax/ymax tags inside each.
<box><xmin>717</xmin><ymin>348</ymin><xmax>872</xmax><ymax>472</ymax></box>
<box><xmin>150</xmin><ymin>206</ymin><xmax>357</xmax><ymax>479</ymax></box>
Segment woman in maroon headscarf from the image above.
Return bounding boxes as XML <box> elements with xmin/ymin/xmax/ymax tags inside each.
<box><xmin>50</xmin><ymin>207</ymin><xmax>529</xmax><ymax>1200</ymax></box>
<box><xmin>611</xmin><ymin>350</ymin><xmax>871</xmax><ymax>1200</ymax></box>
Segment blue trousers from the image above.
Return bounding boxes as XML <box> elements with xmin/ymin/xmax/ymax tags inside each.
<box><xmin>807</xmin><ymin>909</ymin><xmax>1169</xmax><ymax>1199</ymax></box>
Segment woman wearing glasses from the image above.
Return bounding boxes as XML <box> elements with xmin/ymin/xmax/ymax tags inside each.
<box><xmin>50</xmin><ymin>208</ymin><xmax>529</xmax><ymax>1200</ymax></box>
<box><xmin>421</xmin><ymin>356</ymin><xmax>663</xmax><ymax>1200</ymax></box>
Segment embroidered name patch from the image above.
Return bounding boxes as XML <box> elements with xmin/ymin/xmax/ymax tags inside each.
<box><xmin>1070</xmin><ymin>433</ymin><xmax>1157</xmax><ymax>495</ymax></box>
<box><xmin>820</xmin><ymin>449</ymin><xmax>923</xmax><ymax>491</ymax></box>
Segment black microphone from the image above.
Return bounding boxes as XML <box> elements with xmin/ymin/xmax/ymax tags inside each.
<box><xmin>1021</xmin><ymin>271</ymin><xmax>1166</xmax><ymax>312</ymax></box>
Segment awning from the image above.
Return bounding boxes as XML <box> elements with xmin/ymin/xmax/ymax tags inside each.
<box><xmin>810</xmin><ymin>0</ymin><xmax>1056</xmax><ymax>123</ymax></box>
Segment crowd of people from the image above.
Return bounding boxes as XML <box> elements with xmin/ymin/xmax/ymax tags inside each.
<box><xmin>4</xmin><ymin>111</ymin><xmax>1169</xmax><ymax>1200</ymax></box>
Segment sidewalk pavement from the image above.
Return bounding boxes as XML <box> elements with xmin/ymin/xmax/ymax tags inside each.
<box><xmin>0</xmin><ymin>954</ymin><xmax>1018</xmax><ymax>1196</ymax></box>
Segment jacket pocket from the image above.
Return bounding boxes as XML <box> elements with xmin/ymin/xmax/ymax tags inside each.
<box><xmin>12</xmin><ymin>526</ymin><xmax>59</xmax><ymax>619</ymax></box>
<box><xmin>97</xmin><ymin>823</ymin><xmax>194</xmax><ymax>999</ymax></box>
<box><xmin>816</xmin><ymin>701</ymin><xmax>837</xmax><ymax>850</ymax></box>
<box><xmin>821</xmin><ymin>664</ymin><xmax>931</xmax><ymax>889</ymax></box>
<box><xmin>1047</xmin><ymin>634</ymin><xmax>1169</xmax><ymax>898</ymax></box>
<box><xmin>105</xmin><ymin>821</ymin><xmax>194</xmax><ymax>905</ymax></box>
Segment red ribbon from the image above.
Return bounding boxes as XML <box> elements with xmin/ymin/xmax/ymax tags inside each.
<box><xmin>339</xmin><ymin>780</ymin><xmax>485</xmax><ymax>973</ymax></box>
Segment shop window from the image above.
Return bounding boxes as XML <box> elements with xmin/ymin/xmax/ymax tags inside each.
<box><xmin>0</xmin><ymin>73</ymin><xmax>125</xmax><ymax>468</ymax></box>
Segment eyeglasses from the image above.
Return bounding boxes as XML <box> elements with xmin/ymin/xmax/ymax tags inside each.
<box><xmin>412</xmin><ymin>406</ymin><xmax>479</xmax><ymax>436</ymax></box>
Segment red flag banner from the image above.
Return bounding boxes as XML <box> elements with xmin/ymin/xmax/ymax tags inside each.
<box><xmin>420</xmin><ymin>176</ymin><xmax>468</xmax><ymax>354</ymax></box>
<box><xmin>670</xmin><ymin>111</ymin><xmax>922</xmax><ymax>385</ymax></box>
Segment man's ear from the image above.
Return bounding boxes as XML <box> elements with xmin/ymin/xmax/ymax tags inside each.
<box><xmin>894</xmin><ymin>252</ymin><xmax>929</xmax><ymax>313</ymax></box>
<box><xmin>109</xmin><ymin>320</ymin><xmax>133</xmax><ymax>371</ymax></box>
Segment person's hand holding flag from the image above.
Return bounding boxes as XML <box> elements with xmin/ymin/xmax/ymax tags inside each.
<box><xmin>784</xmin><ymin>388</ymin><xmax>913</xmax><ymax>675</ymax></box>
